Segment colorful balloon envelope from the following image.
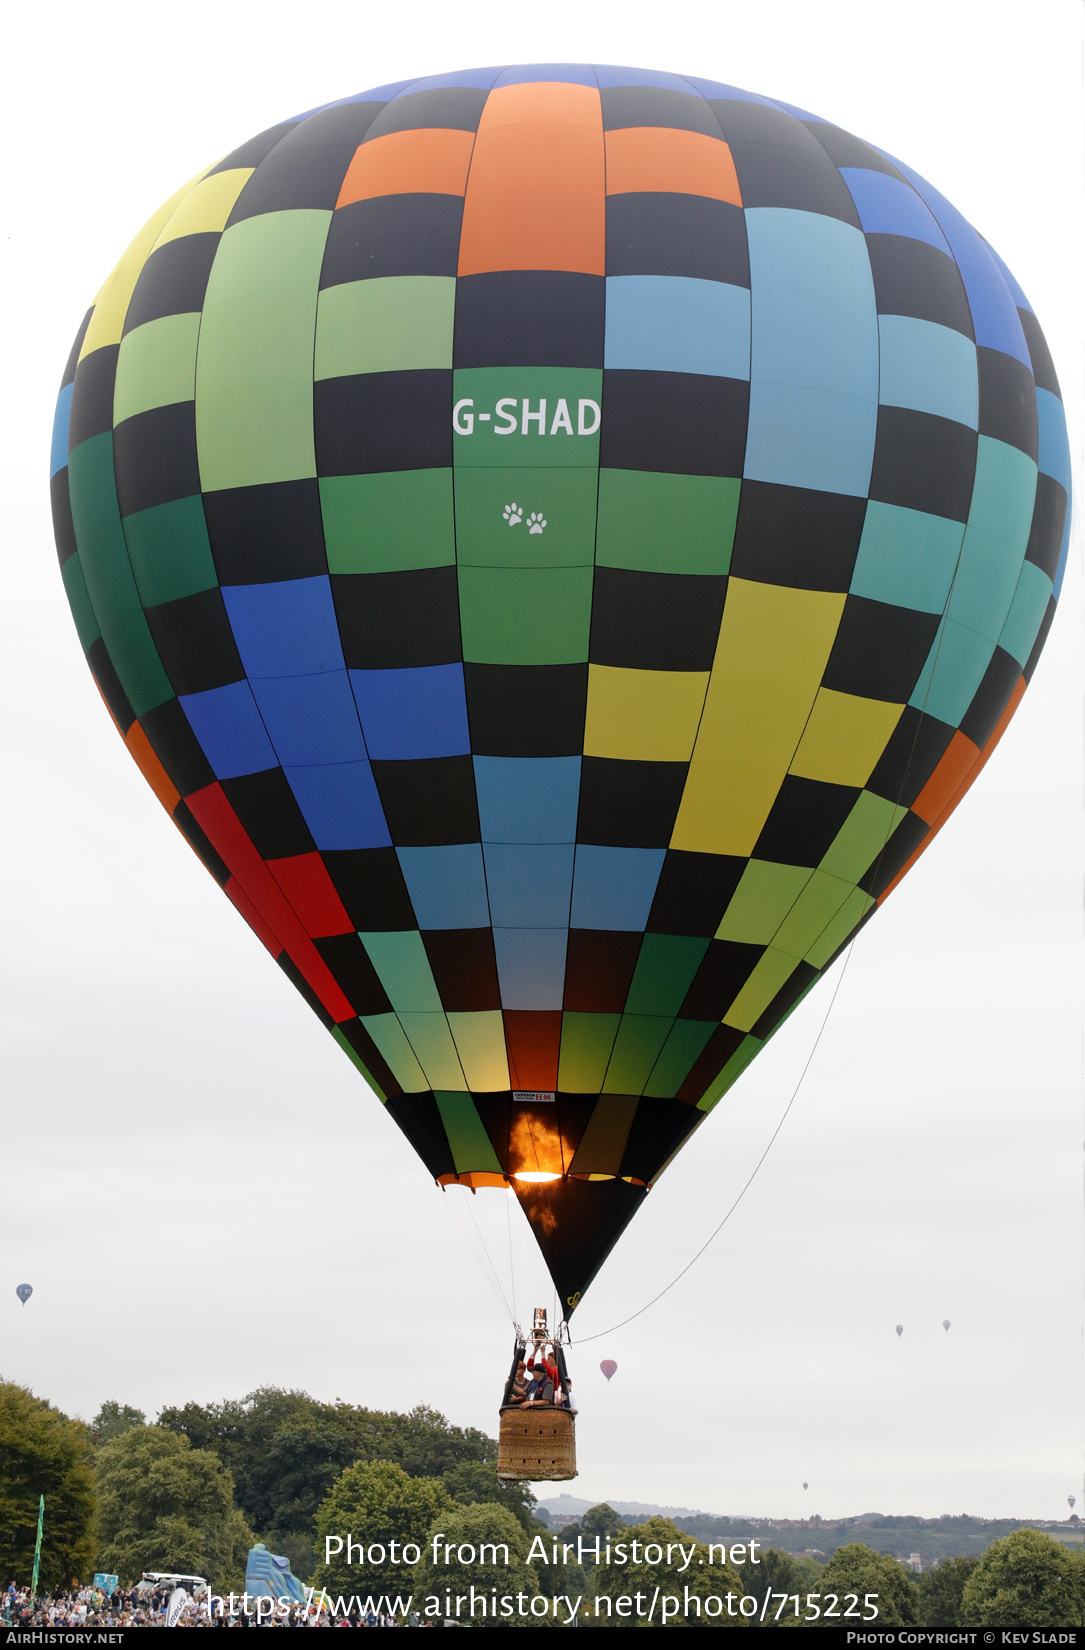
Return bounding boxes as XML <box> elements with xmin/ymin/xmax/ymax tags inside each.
<box><xmin>51</xmin><ymin>64</ymin><xmax>1070</xmax><ymax>1315</ymax></box>
<box><xmin>600</xmin><ymin>1359</ymin><xmax>618</xmax><ymax>1381</ymax></box>
<box><xmin>16</xmin><ymin>1284</ymin><xmax>33</xmax><ymax>1305</ymax></box>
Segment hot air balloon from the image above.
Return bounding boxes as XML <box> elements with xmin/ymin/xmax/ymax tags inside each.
<box><xmin>803</xmin><ymin>1482</ymin><xmax>808</xmax><ymax>1491</ymax></box>
<box><xmin>50</xmin><ymin>63</ymin><xmax>1070</xmax><ymax>1320</ymax></box>
<box><xmin>943</xmin><ymin>1319</ymin><xmax>951</xmax><ymax>1331</ymax></box>
<box><xmin>16</xmin><ymin>1284</ymin><xmax>32</xmax><ymax>1305</ymax></box>
<box><xmin>1069</xmin><ymin>1495</ymin><xmax>1076</xmax><ymax>1511</ymax></box>
<box><xmin>895</xmin><ymin>1325</ymin><xmax>904</xmax><ymax>1337</ymax></box>
<box><xmin>600</xmin><ymin>1359</ymin><xmax>617</xmax><ymax>1381</ymax></box>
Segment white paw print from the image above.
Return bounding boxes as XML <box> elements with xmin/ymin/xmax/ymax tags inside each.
<box><xmin>527</xmin><ymin>512</ymin><xmax>547</xmax><ymax>535</ymax></box>
<box><xmin>503</xmin><ymin>503</ymin><xmax>523</xmax><ymax>525</ymax></box>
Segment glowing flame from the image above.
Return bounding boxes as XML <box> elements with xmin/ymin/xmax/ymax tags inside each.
<box><xmin>513</xmin><ymin>1171</ymin><xmax>562</xmax><ymax>1183</ymax></box>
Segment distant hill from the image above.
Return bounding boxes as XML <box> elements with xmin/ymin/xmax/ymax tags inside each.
<box><xmin>537</xmin><ymin>1493</ymin><xmax>704</xmax><ymax>1520</ymax></box>
<box><xmin>535</xmin><ymin>1499</ymin><xmax>1084</xmax><ymax>1564</ymax></box>
<box><xmin>669</xmin><ymin>1513</ymin><xmax>1084</xmax><ymax>1566</ymax></box>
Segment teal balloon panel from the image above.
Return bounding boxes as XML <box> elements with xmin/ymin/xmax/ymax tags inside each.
<box><xmin>50</xmin><ymin>65</ymin><xmax>1070</xmax><ymax>1310</ymax></box>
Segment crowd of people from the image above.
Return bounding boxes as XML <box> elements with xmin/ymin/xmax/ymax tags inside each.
<box><xmin>503</xmin><ymin>1344</ymin><xmax>577</xmax><ymax>1409</ymax></box>
<box><xmin>3</xmin><ymin>1579</ymin><xmax>190</xmax><ymax>1628</ymax></box>
<box><xmin>2</xmin><ymin>1580</ymin><xmax>442</xmax><ymax>1628</ymax></box>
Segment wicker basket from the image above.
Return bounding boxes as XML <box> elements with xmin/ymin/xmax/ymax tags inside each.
<box><xmin>496</xmin><ymin>1405</ymin><xmax>577</xmax><ymax>1481</ymax></box>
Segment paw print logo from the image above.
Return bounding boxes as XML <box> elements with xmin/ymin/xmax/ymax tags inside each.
<box><xmin>503</xmin><ymin>503</ymin><xmax>523</xmax><ymax>525</ymax></box>
<box><xmin>527</xmin><ymin>512</ymin><xmax>547</xmax><ymax>535</ymax></box>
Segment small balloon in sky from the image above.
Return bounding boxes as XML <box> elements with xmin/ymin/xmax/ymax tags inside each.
<box><xmin>16</xmin><ymin>1284</ymin><xmax>32</xmax><ymax>1306</ymax></box>
<box><xmin>895</xmin><ymin>1324</ymin><xmax>903</xmax><ymax>1337</ymax></box>
<box><xmin>1069</xmin><ymin>1495</ymin><xmax>1077</xmax><ymax>1511</ymax></box>
<box><xmin>803</xmin><ymin>1482</ymin><xmax>809</xmax><ymax>1491</ymax></box>
<box><xmin>943</xmin><ymin>1319</ymin><xmax>951</xmax><ymax>1331</ymax></box>
<box><xmin>600</xmin><ymin>1360</ymin><xmax>617</xmax><ymax>1382</ymax></box>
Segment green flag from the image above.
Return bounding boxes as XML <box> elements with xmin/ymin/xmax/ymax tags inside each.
<box><xmin>30</xmin><ymin>1496</ymin><xmax>44</xmax><ymax>1595</ymax></box>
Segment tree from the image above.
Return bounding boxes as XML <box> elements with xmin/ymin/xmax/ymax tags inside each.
<box><xmin>397</xmin><ymin>1405</ymin><xmax>496</xmax><ymax>1477</ymax></box>
<box><xmin>94</xmin><ymin>1426</ymin><xmax>253</xmax><ymax>1589</ymax></box>
<box><xmin>412</xmin><ymin>1502</ymin><xmax>542</xmax><ymax>1627</ymax></box>
<box><xmin>586</xmin><ymin>1515</ymin><xmax>746</xmax><ymax>1629</ymax></box>
<box><xmin>961</xmin><ymin>1529</ymin><xmax>1085</xmax><ymax>1628</ymax></box>
<box><xmin>730</xmin><ymin>1545</ymin><xmax>826</xmax><ymax>1625</ymax></box>
<box><xmin>918</xmin><ymin>1555</ymin><xmax>979</xmax><ymax>1627</ymax></box>
<box><xmin>580</xmin><ymin>1503</ymin><xmax>627</xmax><ymax>1544</ymax></box>
<box><xmin>441</xmin><ymin>1461</ymin><xmax>538</xmax><ymax>1532</ymax></box>
<box><xmin>254</xmin><ymin>1415</ymin><xmax>379</xmax><ymax>1540</ymax></box>
<box><xmin>314</xmin><ymin>1460</ymin><xmax>452</xmax><ymax>1604</ymax></box>
<box><xmin>0</xmin><ymin>1380</ymin><xmax>96</xmax><ymax>1590</ymax></box>
<box><xmin>91</xmin><ymin>1402</ymin><xmax>145</xmax><ymax>1446</ymax></box>
<box><xmin>544</xmin><ymin>1504</ymin><xmax>625</xmax><ymax>1611</ymax></box>
<box><xmin>159</xmin><ymin>1389</ymin><xmax>494</xmax><ymax>1539</ymax></box>
<box><xmin>814</xmin><ymin>1543</ymin><xmax>918</xmax><ymax>1628</ymax></box>
<box><xmin>554</xmin><ymin>1502</ymin><xmax>626</xmax><ymax>1562</ymax></box>
<box><xmin>158</xmin><ymin>1388</ymin><xmax>324</xmax><ymax>1531</ymax></box>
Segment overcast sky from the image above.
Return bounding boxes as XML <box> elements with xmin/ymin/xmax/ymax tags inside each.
<box><xmin>2</xmin><ymin>0</ymin><xmax>1082</xmax><ymax>1525</ymax></box>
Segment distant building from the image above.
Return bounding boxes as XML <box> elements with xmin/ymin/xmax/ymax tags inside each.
<box><xmin>906</xmin><ymin>1554</ymin><xmax>922</xmax><ymax>1573</ymax></box>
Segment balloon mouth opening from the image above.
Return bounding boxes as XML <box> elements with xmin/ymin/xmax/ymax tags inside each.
<box><xmin>513</xmin><ymin>1171</ymin><xmax>562</xmax><ymax>1184</ymax></box>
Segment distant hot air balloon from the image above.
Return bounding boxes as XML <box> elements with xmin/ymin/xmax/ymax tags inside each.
<box><xmin>600</xmin><ymin>1360</ymin><xmax>617</xmax><ymax>1382</ymax></box>
<box><xmin>50</xmin><ymin>62</ymin><xmax>1071</xmax><ymax>1322</ymax></box>
<box><xmin>943</xmin><ymin>1319</ymin><xmax>951</xmax><ymax>1331</ymax></box>
<box><xmin>803</xmin><ymin>1482</ymin><xmax>809</xmax><ymax>1491</ymax></box>
<box><xmin>895</xmin><ymin>1324</ymin><xmax>904</xmax><ymax>1337</ymax></box>
<box><xmin>1069</xmin><ymin>1496</ymin><xmax>1077</xmax><ymax>1511</ymax></box>
<box><xmin>15</xmin><ymin>1284</ymin><xmax>32</xmax><ymax>1305</ymax></box>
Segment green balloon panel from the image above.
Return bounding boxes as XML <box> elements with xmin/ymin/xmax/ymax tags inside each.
<box><xmin>50</xmin><ymin>65</ymin><xmax>1071</xmax><ymax>1308</ymax></box>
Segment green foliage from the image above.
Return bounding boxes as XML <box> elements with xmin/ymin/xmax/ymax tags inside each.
<box><xmin>260</xmin><ymin>1527</ymin><xmax>317</xmax><ymax>1586</ymax></box>
<box><xmin>94</xmin><ymin>1425</ymin><xmax>253</xmax><ymax>1589</ymax></box>
<box><xmin>159</xmin><ymin>1388</ymin><xmax>494</xmax><ymax>1544</ymax></box>
<box><xmin>538</xmin><ymin>1504</ymin><xmax>633</xmax><ymax>1613</ymax></box>
<box><xmin>815</xmin><ymin>1543</ymin><xmax>918</xmax><ymax>1628</ymax></box>
<box><xmin>553</xmin><ymin>1502</ymin><xmax>626</xmax><ymax>1561</ymax></box>
<box><xmin>397</xmin><ymin>1405</ymin><xmax>497</xmax><ymax>1477</ymax></box>
<box><xmin>314</xmin><ymin>1460</ymin><xmax>452</xmax><ymax>1602</ymax></box>
<box><xmin>961</xmin><ymin>1528</ymin><xmax>1085</xmax><ymax>1628</ymax></box>
<box><xmin>581</xmin><ymin>1503</ymin><xmax>627</xmax><ymax>1542</ymax></box>
<box><xmin>730</xmin><ymin>1546</ymin><xmax>825</xmax><ymax>1626</ymax></box>
<box><xmin>518</xmin><ymin>1515</ymin><xmax>588</xmax><ymax>1611</ymax></box>
<box><xmin>917</xmin><ymin>1554</ymin><xmax>979</xmax><ymax>1626</ymax></box>
<box><xmin>91</xmin><ymin>1402</ymin><xmax>146</xmax><ymax>1447</ymax></box>
<box><xmin>586</xmin><ymin>1516</ymin><xmax>745</xmax><ymax>1629</ymax></box>
<box><xmin>441</xmin><ymin>1461</ymin><xmax>538</xmax><ymax>1532</ymax></box>
<box><xmin>414</xmin><ymin>1503</ymin><xmax>541</xmax><ymax>1626</ymax></box>
<box><xmin>0</xmin><ymin>1380</ymin><xmax>96</xmax><ymax>1589</ymax></box>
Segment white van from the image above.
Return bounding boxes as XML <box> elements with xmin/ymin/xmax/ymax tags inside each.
<box><xmin>135</xmin><ymin>1571</ymin><xmax>208</xmax><ymax>1594</ymax></box>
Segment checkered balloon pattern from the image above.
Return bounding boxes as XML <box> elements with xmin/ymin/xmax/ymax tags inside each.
<box><xmin>51</xmin><ymin>65</ymin><xmax>1070</xmax><ymax>1309</ymax></box>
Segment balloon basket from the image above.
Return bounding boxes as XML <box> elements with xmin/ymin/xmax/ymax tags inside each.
<box><xmin>496</xmin><ymin>1406</ymin><xmax>577</xmax><ymax>1481</ymax></box>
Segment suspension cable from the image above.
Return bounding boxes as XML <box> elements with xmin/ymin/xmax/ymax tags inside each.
<box><xmin>439</xmin><ymin>1185</ymin><xmax>516</xmax><ymax>1326</ymax></box>
<box><xmin>571</xmin><ymin>939</ymin><xmax>857</xmax><ymax>1344</ymax></box>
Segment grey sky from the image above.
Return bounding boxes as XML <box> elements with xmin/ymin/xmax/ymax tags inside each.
<box><xmin>2</xmin><ymin>0</ymin><xmax>1081</xmax><ymax>1523</ymax></box>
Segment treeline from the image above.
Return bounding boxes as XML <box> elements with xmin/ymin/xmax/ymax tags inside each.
<box><xmin>155</xmin><ymin>1386</ymin><xmax>537</xmax><ymax>1579</ymax></box>
<box><xmin>3</xmin><ymin>1378</ymin><xmax>1084</xmax><ymax>1629</ymax></box>
<box><xmin>542</xmin><ymin>1505</ymin><xmax>1085</xmax><ymax>1629</ymax></box>
<box><xmin>0</xmin><ymin>1379</ymin><xmax>536</xmax><ymax>1593</ymax></box>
